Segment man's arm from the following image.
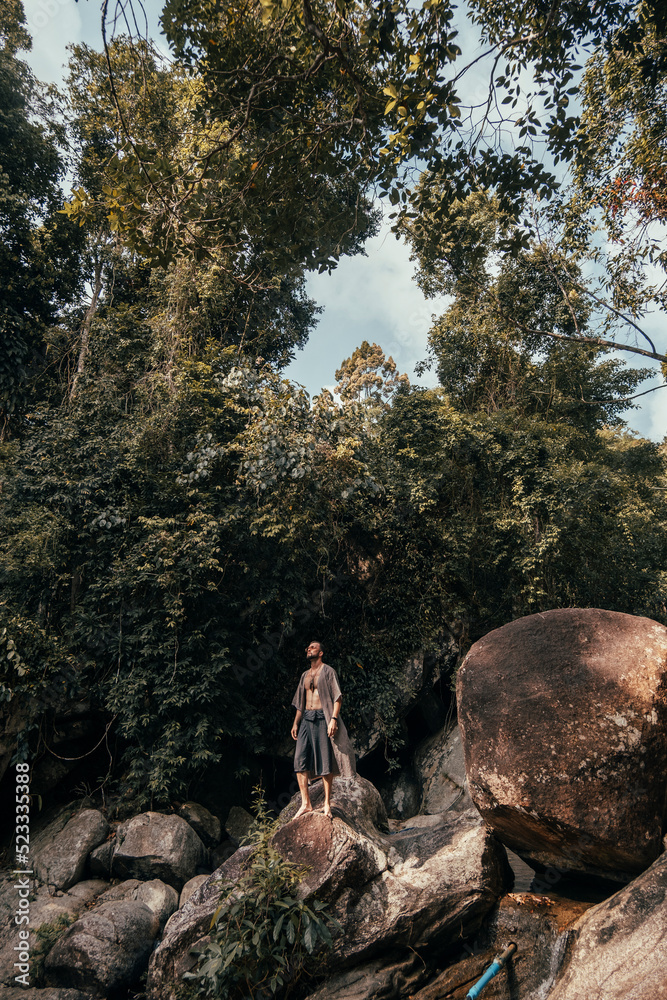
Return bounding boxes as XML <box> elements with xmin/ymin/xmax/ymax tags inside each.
<box><xmin>327</xmin><ymin>696</ymin><xmax>342</xmax><ymax>739</ymax></box>
<box><xmin>291</xmin><ymin>710</ymin><xmax>302</xmax><ymax>741</ymax></box>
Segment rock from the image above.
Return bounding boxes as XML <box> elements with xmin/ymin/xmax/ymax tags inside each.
<box><xmin>302</xmin><ymin>953</ymin><xmax>430</xmax><ymax>1000</ymax></box>
<box><xmin>0</xmin><ymin>878</ymin><xmax>108</xmax><ymax>986</ymax></box>
<box><xmin>33</xmin><ymin>811</ymin><xmax>109</xmax><ymax>891</ymax></box>
<box><xmin>93</xmin><ymin>878</ymin><xmax>179</xmax><ymax>930</ymax></box>
<box><xmin>87</xmin><ymin>840</ymin><xmax>114</xmax><ymax>880</ymax></box>
<box><xmin>411</xmin><ymin>891</ymin><xmax>594</xmax><ymax>1000</ymax></box>
<box><xmin>180</xmin><ymin>875</ymin><xmax>209</xmax><ymax>908</ymax></box>
<box><xmin>146</xmin><ymin>777</ymin><xmax>509</xmax><ymax>1000</ymax></box>
<box><xmin>209</xmin><ymin>840</ymin><xmax>236</xmax><ymax>869</ymax></box>
<box><xmin>146</xmin><ymin>847</ymin><xmax>254</xmax><ymax>998</ymax></box>
<box><xmin>112</xmin><ymin>812</ymin><xmax>207</xmax><ymax>890</ymax></box>
<box><xmin>379</xmin><ymin>768</ymin><xmax>421</xmax><ymax>821</ymax></box>
<box><xmin>0</xmin><ymin>990</ymin><xmax>95</xmax><ymax>1000</ymax></box>
<box><xmin>223</xmin><ymin>805</ymin><xmax>255</xmax><ymax>847</ymax></box>
<box><xmin>547</xmin><ymin>851</ymin><xmax>667</xmax><ymax>1000</ymax></box>
<box><xmin>134</xmin><ymin>880</ymin><xmax>179</xmax><ymax>929</ymax></box>
<box><xmin>178</xmin><ymin>802</ymin><xmax>221</xmax><ymax>847</ymax></box>
<box><xmin>44</xmin><ymin>900</ymin><xmax>159</xmax><ymax>996</ymax></box>
<box><xmin>326</xmin><ymin>809</ymin><xmax>509</xmax><ymax>967</ymax></box>
<box><xmin>414</xmin><ymin>723</ymin><xmax>472</xmax><ymax>814</ymax></box>
<box><xmin>457</xmin><ymin>608</ymin><xmax>667</xmax><ymax>882</ymax></box>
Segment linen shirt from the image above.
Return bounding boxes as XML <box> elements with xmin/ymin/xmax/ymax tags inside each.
<box><xmin>292</xmin><ymin>663</ymin><xmax>356</xmax><ymax>778</ymax></box>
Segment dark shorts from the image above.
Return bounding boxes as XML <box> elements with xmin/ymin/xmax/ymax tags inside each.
<box><xmin>294</xmin><ymin>709</ymin><xmax>335</xmax><ymax>777</ymax></box>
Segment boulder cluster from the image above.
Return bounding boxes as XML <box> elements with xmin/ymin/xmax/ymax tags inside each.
<box><xmin>3</xmin><ymin>607</ymin><xmax>667</xmax><ymax>1000</ymax></box>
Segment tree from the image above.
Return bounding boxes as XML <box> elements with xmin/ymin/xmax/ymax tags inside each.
<box><xmin>335</xmin><ymin>341</ymin><xmax>409</xmax><ymax>403</ymax></box>
<box><xmin>84</xmin><ymin>0</ymin><xmax>667</xmax><ymax>374</ymax></box>
<box><xmin>61</xmin><ymin>36</ymin><xmax>378</xmax><ymax>374</ymax></box>
<box><xmin>0</xmin><ymin>1</ymin><xmax>83</xmax><ymax>432</ymax></box>
<box><xmin>570</xmin><ymin>5</ymin><xmax>667</xmax><ymax>326</ymax></box>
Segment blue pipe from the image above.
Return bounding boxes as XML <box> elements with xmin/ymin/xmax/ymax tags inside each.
<box><xmin>466</xmin><ymin>943</ymin><xmax>517</xmax><ymax>999</ymax></box>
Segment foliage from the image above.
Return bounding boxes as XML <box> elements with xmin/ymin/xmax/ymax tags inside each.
<box><xmin>32</xmin><ymin>914</ymin><xmax>76</xmax><ymax>986</ymax></box>
<box><xmin>186</xmin><ymin>786</ymin><xmax>338</xmax><ymax>998</ymax></box>
<box><xmin>571</xmin><ymin>3</ymin><xmax>667</xmax><ymax>322</ymax></box>
<box><xmin>0</xmin><ymin>3</ymin><xmax>83</xmax><ymax>430</ymax></box>
<box><xmin>2</xmin><ymin>2</ymin><xmax>667</xmax><ymax>808</ymax></box>
<box><xmin>335</xmin><ymin>341</ymin><xmax>409</xmax><ymax>403</ymax></box>
<box><xmin>86</xmin><ymin>2</ymin><xmax>658</xmax><ymax>253</ymax></box>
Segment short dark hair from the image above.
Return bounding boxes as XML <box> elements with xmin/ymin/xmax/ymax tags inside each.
<box><xmin>310</xmin><ymin>640</ymin><xmax>323</xmax><ymax>653</ymax></box>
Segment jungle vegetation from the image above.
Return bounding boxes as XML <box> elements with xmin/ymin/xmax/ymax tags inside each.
<box><xmin>1</xmin><ymin>0</ymin><xmax>666</xmax><ymax>806</ymax></box>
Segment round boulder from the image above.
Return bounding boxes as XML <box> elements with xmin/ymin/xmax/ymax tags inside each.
<box><xmin>33</xmin><ymin>809</ymin><xmax>109</xmax><ymax>891</ymax></box>
<box><xmin>44</xmin><ymin>900</ymin><xmax>159</xmax><ymax>995</ymax></box>
<box><xmin>112</xmin><ymin>812</ymin><xmax>207</xmax><ymax>890</ymax></box>
<box><xmin>457</xmin><ymin>608</ymin><xmax>667</xmax><ymax>882</ymax></box>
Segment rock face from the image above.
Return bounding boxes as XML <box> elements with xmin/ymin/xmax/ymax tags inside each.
<box><xmin>457</xmin><ymin>608</ymin><xmax>667</xmax><ymax>881</ymax></box>
<box><xmin>0</xmin><ymin>877</ymin><xmax>108</xmax><ymax>986</ymax></box>
<box><xmin>45</xmin><ymin>900</ymin><xmax>160</xmax><ymax>996</ymax></box>
<box><xmin>548</xmin><ymin>851</ymin><xmax>667</xmax><ymax>1000</ymax></box>
<box><xmin>411</xmin><ymin>891</ymin><xmax>593</xmax><ymax>1000</ymax></box>
<box><xmin>302</xmin><ymin>953</ymin><xmax>430</xmax><ymax>1000</ymax></box>
<box><xmin>147</xmin><ymin>777</ymin><xmax>509</xmax><ymax>1000</ymax></box>
<box><xmin>112</xmin><ymin>812</ymin><xmax>207</xmax><ymax>890</ymax></box>
<box><xmin>32</xmin><ymin>810</ymin><xmax>109</xmax><ymax>891</ymax></box>
<box><xmin>380</xmin><ymin>768</ymin><xmax>421</xmax><ymax>821</ymax></box>
<box><xmin>1</xmin><ymin>990</ymin><xmax>95</xmax><ymax>1000</ymax></box>
<box><xmin>178</xmin><ymin>801</ymin><xmax>221</xmax><ymax>847</ymax></box>
<box><xmin>179</xmin><ymin>875</ymin><xmax>209</xmax><ymax>908</ymax></box>
<box><xmin>224</xmin><ymin>805</ymin><xmax>255</xmax><ymax>846</ymax></box>
<box><xmin>414</xmin><ymin>723</ymin><xmax>471</xmax><ymax>815</ymax></box>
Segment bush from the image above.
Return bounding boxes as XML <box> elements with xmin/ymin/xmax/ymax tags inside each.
<box><xmin>186</xmin><ymin>787</ymin><xmax>338</xmax><ymax>998</ymax></box>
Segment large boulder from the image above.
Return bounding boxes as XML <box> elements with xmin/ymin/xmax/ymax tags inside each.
<box><xmin>44</xmin><ymin>900</ymin><xmax>159</xmax><ymax>996</ymax></box>
<box><xmin>457</xmin><ymin>608</ymin><xmax>667</xmax><ymax>881</ymax></box>
<box><xmin>0</xmin><ymin>877</ymin><xmax>108</xmax><ymax>986</ymax></box>
<box><xmin>547</xmin><ymin>851</ymin><xmax>667</xmax><ymax>1000</ymax></box>
<box><xmin>147</xmin><ymin>777</ymin><xmax>510</xmax><ymax>1000</ymax></box>
<box><xmin>112</xmin><ymin>812</ymin><xmax>207</xmax><ymax>890</ymax></box>
<box><xmin>33</xmin><ymin>810</ymin><xmax>109</xmax><ymax>891</ymax></box>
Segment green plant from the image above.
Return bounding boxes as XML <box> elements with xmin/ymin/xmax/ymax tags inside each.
<box><xmin>186</xmin><ymin>786</ymin><xmax>338</xmax><ymax>998</ymax></box>
<box><xmin>32</xmin><ymin>914</ymin><xmax>76</xmax><ymax>985</ymax></box>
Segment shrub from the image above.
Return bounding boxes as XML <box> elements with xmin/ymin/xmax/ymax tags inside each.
<box><xmin>186</xmin><ymin>787</ymin><xmax>338</xmax><ymax>998</ymax></box>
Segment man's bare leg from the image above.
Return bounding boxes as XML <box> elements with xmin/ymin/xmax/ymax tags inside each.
<box><xmin>321</xmin><ymin>774</ymin><xmax>334</xmax><ymax>818</ymax></box>
<box><xmin>293</xmin><ymin>771</ymin><xmax>313</xmax><ymax>819</ymax></box>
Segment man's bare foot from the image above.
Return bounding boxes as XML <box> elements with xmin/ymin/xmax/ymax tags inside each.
<box><xmin>293</xmin><ymin>803</ymin><xmax>313</xmax><ymax>819</ymax></box>
<box><xmin>322</xmin><ymin>805</ymin><xmax>333</xmax><ymax>818</ymax></box>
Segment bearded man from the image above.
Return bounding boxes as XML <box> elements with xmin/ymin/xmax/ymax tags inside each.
<box><xmin>291</xmin><ymin>640</ymin><xmax>356</xmax><ymax>818</ymax></box>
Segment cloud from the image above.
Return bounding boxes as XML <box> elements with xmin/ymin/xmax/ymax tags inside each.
<box><xmin>286</xmin><ymin>218</ymin><xmax>449</xmax><ymax>394</ymax></box>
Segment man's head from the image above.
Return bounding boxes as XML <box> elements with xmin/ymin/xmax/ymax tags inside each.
<box><xmin>306</xmin><ymin>640</ymin><xmax>323</xmax><ymax>663</ymax></box>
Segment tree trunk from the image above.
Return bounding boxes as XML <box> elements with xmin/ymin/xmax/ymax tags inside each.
<box><xmin>70</xmin><ymin>257</ymin><xmax>103</xmax><ymax>399</ymax></box>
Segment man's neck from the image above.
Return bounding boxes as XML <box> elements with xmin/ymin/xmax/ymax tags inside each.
<box><xmin>309</xmin><ymin>657</ymin><xmax>323</xmax><ymax>670</ymax></box>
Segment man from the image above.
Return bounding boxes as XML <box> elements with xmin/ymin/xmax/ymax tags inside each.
<box><xmin>291</xmin><ymin>640</ymin><xmax>356</xmax><ymax>818</ymax></box>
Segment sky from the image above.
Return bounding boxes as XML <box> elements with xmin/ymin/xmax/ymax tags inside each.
<box><xmin>22</xmin><ymin>0</ymin><xmax>666</xmax><ymax>441</ymax></box>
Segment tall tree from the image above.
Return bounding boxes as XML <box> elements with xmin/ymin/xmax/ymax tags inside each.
<box><xmin>335</xmin><ymin>341</ymin><xmax>409</xmax><ymax>403</ymax></box>
<box><xmin>0</xmin><ymin>1</ymin><xmax>82</xmax><ymax>432</ymax></box>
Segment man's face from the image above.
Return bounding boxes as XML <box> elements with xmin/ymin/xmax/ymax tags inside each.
<box><xmin>306</xmin><ymin>642</ymin><xmax>322</xmax><ymax>662</ymax></box>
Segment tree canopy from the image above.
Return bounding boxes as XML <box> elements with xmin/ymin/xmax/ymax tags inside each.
<box><xmin>1</xmin><ymin>0</ymin><xmax>667</xmax><ymax>812</ymax></box>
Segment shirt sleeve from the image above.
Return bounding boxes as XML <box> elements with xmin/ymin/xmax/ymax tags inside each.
<box><xmin>328</xmin><ymin>667</ymin><xmax>342</xmax><ymax>703</ymax></box>
<box><xmin>292</xmin><ymin>673</ymin><xmax>306</xmax><ymax>712</ymax></box>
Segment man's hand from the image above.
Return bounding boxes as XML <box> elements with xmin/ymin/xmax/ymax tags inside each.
<box><xmin>327</xmin><ymin>718</ymin><xmax>338</xmax><ymax>739</ymax></box>
<box><xmin>291</xmin><ymin>723</ymin><xmax>299</xmax><ymax>741</ymax></box>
